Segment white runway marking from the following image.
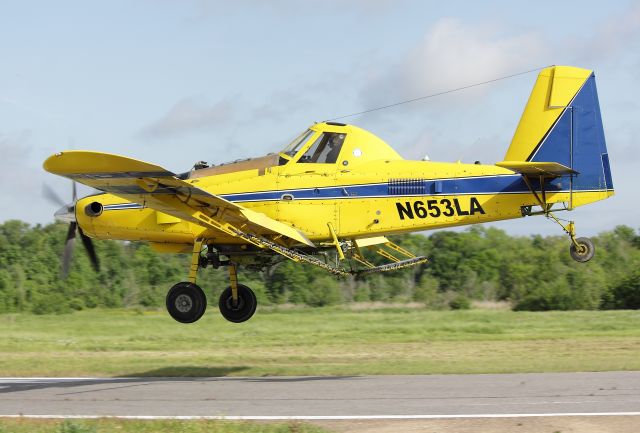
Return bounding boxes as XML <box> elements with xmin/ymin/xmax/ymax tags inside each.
<box><xmin>1</xmin><ymin>412</ymin><xmax>640</xmax><ymax>420</ymax></box>
<box><xmin>0</xmin><ymin>377</ymin><xmax>150</xmax><ymax>380</ymax></box>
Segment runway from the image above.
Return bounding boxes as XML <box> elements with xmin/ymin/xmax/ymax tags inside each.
<box><xmin>1</xmin><ymin>372</ymin><xmax>639</xmax><ymax>419</ymax></box>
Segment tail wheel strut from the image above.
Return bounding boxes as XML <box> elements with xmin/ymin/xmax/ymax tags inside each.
<box><xmin>546</xmin><ymin>213</ymin><xmax>595</xmax><ymax>263</ymax></box>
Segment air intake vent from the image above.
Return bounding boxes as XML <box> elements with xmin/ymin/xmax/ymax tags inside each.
<box><xmin>388</xmin><ymin>179</ymin><xmax>426</xmax><ymax>195</ymax></box>
<box><xmin>85</xmin><ymin>201</ymin><xmax>103</xmax><ymax>217</ymax></box>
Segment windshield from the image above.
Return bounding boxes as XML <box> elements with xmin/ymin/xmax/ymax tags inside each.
<box><xmin>281</xmin><ymin>129</ymin><xmax>315</xmax><ymax>156</ymax></box>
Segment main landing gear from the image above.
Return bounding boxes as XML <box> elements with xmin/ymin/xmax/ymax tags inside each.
<box><xmin>165</xmin><ymin>240</ymin><xmax>258</xmax><ymax>324</ymax></box>
<box><xmin>219</xmin><ymin>283</ymin><xmax>257</xmax><ymax>323</ymax></box>
<box><xmin>166</xmin><ymin>282</ymin><xmax>207</xmax><ymax>324</ymax></box>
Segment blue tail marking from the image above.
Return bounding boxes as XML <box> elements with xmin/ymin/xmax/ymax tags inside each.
<box><xmin>529</xmin><ymin>73</ymin><xmax>613</xmax><ymax>191</ymax></box>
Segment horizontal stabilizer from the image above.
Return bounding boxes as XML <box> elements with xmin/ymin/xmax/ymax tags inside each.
<box><xmin>496</xmin><ymin>161</ymin><xmax>578</xmax><ymax>177</ymax></box>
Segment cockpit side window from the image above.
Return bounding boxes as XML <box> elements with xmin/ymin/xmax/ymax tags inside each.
<box><xmin>298</xmin><ymin>132</ymin><xmax>346</xmax><ymax>164</ymax></box>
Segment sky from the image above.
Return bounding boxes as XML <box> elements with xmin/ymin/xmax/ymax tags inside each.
<box><xmin>1</xmin><ymin>0</ymin><xmax>638</xmax><ymax>236</ymax></box>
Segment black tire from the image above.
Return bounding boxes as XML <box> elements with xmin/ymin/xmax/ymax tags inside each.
<box><xmin>166</xmin><ymin>282</ymin><xmax>207</xmax><ymax>323</ymax></box>
<box><xmin>219</xmin><ymin>284</ymin><xmax>257</xmax><ymax>323</ymax></box>
<box><xmin>570</xmin><ymin>237</ymin><xmax>595</xmax><ymax>263</ymax></box>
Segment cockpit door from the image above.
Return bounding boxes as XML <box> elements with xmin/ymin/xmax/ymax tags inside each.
<box><xmin>275</xmin><ymin>132</ymin><xmax>347</xmax><ymax>239</ymax></box>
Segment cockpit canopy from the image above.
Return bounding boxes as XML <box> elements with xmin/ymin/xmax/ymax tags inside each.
<box><xmin>278</xmin><ymin>122</ymin><xmax>402</xmax><ymax>166</ymax></box>
<box><xmin>188</xmin><ymin>122</ymin><xmax>402</xmax><ymax>178</ymax></box>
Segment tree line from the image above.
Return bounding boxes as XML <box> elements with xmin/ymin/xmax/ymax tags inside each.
<box><xmin>0</xmin><ymin>220</ymin><xmax>638</xmax><ymax>314</ymax></box>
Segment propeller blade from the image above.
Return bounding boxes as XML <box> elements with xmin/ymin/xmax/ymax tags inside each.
<box><xmin>72</xmin><ymin>181</ymin><xmax>77</xmax><ymax>202</ymax></box>
<box><xmin>62</xmin><ymin>222</ymin><xmax>77</xmax><ymax>278</ymax></box>
<box><xmin>42</xmin><ymin>183</ymin><xmax>66</xmax><ymax>207</ymax></box>
<box><xmin>79</xmin><ymin>227</ymin><xmax>100</xmax><ymax>272</ymax></box>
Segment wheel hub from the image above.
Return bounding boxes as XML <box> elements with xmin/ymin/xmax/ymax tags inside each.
<box><xmin>175</xmin><ymin>294</ymin><xmax>193</xmax><ymax>313</ymax></box>
<box><xmin>226</xmin><ymin>296</ymin><xmax>245</xmax><ymax>311</ymax></box>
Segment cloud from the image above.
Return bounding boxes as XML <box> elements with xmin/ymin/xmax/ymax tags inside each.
<box><xmin>139</xmin><ymin>97</ymin><xmax>234</xmax><ymax>139</ymax></box>
<box><xmin>579</xmin><ymin>3</ymin><xmax>640</xmax><ymax>65</ymax></box>
<box><xmin>248</xmin><ymin>88</ymin><xmax>315</xmax><ymax>124</ymax></box>
<box><xmin>360</xmin><ymin>18</ymin><xmax>546</xmax><ymax>110</ymax></box>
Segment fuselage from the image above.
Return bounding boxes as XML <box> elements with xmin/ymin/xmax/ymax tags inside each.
<box><xmin>75</xmin><ymin>122</ymin><xmax>612</xmax><ymax>252</ymax></box>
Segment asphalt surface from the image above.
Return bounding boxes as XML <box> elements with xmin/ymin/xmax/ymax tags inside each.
<box><xmin>1</xmin><ymin>372</ymin><xmax>639</xmax><ymax>418</ymax></box>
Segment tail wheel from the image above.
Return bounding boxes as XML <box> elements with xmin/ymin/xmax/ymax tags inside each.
<box><xmin>219</xmin><ymin>284</ymin><xmax>257</xmax><ymax>323</ymax></box>
<box><xmin>570</xmin><ymin>237</ymin><xmax>595</xmax><ymax>263</ymax></box>
<box><xmin>166</xmin><ymin>282</ymin><xmax>207</xmax><ymax>323</ymax></box>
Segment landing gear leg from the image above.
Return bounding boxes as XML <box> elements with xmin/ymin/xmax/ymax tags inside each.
<box><xmin>165</xmin><ymin>239</ymin><xmax>208</xmax><ymax>323</ymax></box>
<box><xmin>547</xmin><ymin>215</ymin><xmax>595</xmax><ymax>263</ymax></box>
<box><xmin>218</xmin><ymin>263</ymin><xmax>257</xmax><ymax>323</ymax></box>
<box><xmin>522</xmin><ymin>174</ymin><xmax>596</xmax><ymax>263</ymax></box>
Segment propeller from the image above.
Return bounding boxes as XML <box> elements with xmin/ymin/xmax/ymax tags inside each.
<box><xmin>43</xmin><ymin>181</ymin><xmax>100</xmax><ymax>277</ymax></box>
<box><xmin>43</xmin><ymin>183</ymin><xmax>66</xmax><ymax>207</ymax></box>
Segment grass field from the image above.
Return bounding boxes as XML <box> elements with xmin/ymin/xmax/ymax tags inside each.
<box><xmin>0</xmin><ymin>307</ymin><xmax>639</xmax><ymax>377</ymax></box>
<box><xmin>0</xmin><ymin>419</ymin><xmax>328</xmax><ymax>433</ymax></box>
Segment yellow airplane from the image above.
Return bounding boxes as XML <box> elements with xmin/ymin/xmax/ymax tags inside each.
<box><xmin>44</xmin><ymin>65</ymin><xmax>613</xmax><ymax>324</ymax></box>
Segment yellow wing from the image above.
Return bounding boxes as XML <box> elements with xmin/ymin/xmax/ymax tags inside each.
<box><xmin>43</xmin><ymin>150</ymin><xmax>314</xmax><ymax>247</ymax></box>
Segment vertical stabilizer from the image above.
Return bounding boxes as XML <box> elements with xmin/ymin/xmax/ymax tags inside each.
<box><xmin>501</xmin><ymin>66</ymin><xmax>613</xmax><ymax>202</ymax></box>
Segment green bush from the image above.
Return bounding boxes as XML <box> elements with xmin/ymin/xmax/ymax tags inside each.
<box><xmin>305</xmin><ymin>275</ymin><xmax>343</xmax><ymax>307</ymax></box>
<box><xmin>1</xmin><ymin>221</ymin><xmax>639</xmax><ymax>312</ymax></box>
<box><xmin>449</xmin><ymin>294</ymin><xmax>471</xmax><ymax>310</ymax></box>
<box><xmin>513</xmin><ymin>280</ymin><xmax>575</xmax><ymax>311</ymax></box>
<box><xmin>603</xmin><ymin>271</ymin><xmax>640</xmax><ymax>309</ymax></box>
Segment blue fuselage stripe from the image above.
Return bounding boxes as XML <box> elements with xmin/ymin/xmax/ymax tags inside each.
<box><xmin>101</xmin><ymin>174</ymin><xmax>608</xmax><ymax>211</ymax></box>
<box><xmin>218</xmin><ymin>175</ymin><xmax>573</xmax><ymax>202</ymax></box>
